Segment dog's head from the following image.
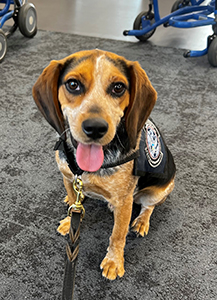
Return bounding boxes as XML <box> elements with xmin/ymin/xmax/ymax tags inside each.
<box><xmin>33</xmin><ymin>49</ymin><xmax>157</xmax><ymax>172</ymax></box>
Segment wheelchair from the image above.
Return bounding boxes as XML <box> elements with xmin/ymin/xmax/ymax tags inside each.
<box><xmin>0</xmin><ymin>0</ymin><xmax>37</xmax><ymax>62</ymax></box>
<box><xmin>124</xmin><ymin>0</ymin><xmax>217</xmax><ymax>66</ymax></box>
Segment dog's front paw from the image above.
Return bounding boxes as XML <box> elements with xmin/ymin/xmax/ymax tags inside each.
<box><xmin>100</xmin><ymin>253</ymin><xmax>125</xmax><ymax>280</ymax></box>
<box><xmin>64</xmin><ymin>195</ymin><xmax>69</xmax><ymax>204</ymax></box>
<box><xmin>57</xmin><ymin>216</ymin><xmax>71</xmax><ymax>236</ymax></box>
<box><xmin>131</xmin><ymin>216</ymin><xmax>150</xmax><ymax>237</ymax></box>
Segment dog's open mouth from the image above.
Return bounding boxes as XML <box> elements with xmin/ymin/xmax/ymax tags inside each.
<box><xmin>76</xmin><ymin>142</ymin><xmax>104</xmax><ymax>172</ymax></box>
<box><xmin>69</xmin><ymin>133</ymin><xmax>104</xmax><ymax>172</ymax></box>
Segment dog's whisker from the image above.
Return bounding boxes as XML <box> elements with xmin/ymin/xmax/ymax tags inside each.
<box><xmin>116</xmin><ymin>133</ymin><xmax>125</xmax><ymax>149</ymax></box>
<box><xmin>59</xmin><ymin>128</ymin><xmax>70</xmax><ymax>140</ymax></box>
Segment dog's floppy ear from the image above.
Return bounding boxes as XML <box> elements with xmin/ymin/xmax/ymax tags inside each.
<box><xmin>32</xmin><ymin>60</ymin><xmax>65</xmax><ymax>135</ymax></box>
<box><xmin>125</xmin><ymin>61</ymin><xmax>157</xmax><ymax>148</ymax></box>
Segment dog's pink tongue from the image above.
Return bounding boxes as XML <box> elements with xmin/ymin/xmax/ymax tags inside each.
<box><xmin>76</xmin><ymin>143</ymin><xmax>104</xmax><ymax>172</ymax></box>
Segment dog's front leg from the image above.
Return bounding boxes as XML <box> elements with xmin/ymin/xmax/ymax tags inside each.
<box><xmin>56</xmin><ymin>152</ymin><xmax>78</xmax><ymax>235</ymax></box>
<box><xmin>57</xmin><ymin>176</ymin><xmax>77</xmax><ymax>236</ymax></box>
<box><xmin>100</xmin><ymin>193</ymin><xmax>133</xmax><ymax>280</ymax></box>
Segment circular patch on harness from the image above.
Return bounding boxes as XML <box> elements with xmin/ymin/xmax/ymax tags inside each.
<box><xmin>145</xmin><ymin>120</ymin><xmax>163</xmax><ymax>168</ymax></box>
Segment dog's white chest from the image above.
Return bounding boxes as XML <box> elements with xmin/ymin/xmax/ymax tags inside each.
<box><xmin>83</xmin><ymin>190</ymin><xmax>107</xmax><ymax>202</ymax></box>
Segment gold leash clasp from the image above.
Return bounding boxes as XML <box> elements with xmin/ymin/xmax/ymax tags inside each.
<box><xmin>68</xmin><ymin>176</ymin><xmax>85</xmax><ymax>219</ymax></box>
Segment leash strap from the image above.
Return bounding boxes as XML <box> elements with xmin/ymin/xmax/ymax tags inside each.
<box><xmin>62</xmin><ymin>211</ymin><xmax>82</xmax><ymax>300</ymax></box>
<box><xmin>62</xmin><ymin>177</ymin><xmax>85</xmax><ymax>300</ymax></box>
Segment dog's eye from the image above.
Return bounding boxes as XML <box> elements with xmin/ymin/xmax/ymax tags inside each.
<box><xmin>112</xmin><ymin>82</ymin><xmax>126</xmax><ymax>97</ymax></box>
<box><xmin>65</xmin><ymin>79</ymin><xmax>82</xmax><ymax>94</ymax></box>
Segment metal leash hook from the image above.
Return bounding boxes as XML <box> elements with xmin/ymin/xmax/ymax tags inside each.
<box><xmin>68</xmin><ymin>175</ymin><xmax>85</xmax><ymax>219</ymax></box>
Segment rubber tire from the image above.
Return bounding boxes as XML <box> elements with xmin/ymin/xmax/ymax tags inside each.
<box><xmin>208</xmin><ymin>37</ymin><xmax>217</xmax><ymax>67</ymax></box>
<box><xmin>171</xmin><ymin>0</ymin><xmax>191</xmax><ymax>12</ymax></box>
<box><xmin>133</xmin><ymin>11</ymin><xmax>156</xmax><ymax>42</ymax></box>
<box><xmin>18</xmin><ymin>3</ymin><xmax>37</xmax><ymax>38</ymax></box>
<box><xmin>0</xmin><ymin>29</ymin><xmax>7</xmax><ymax>63</ymax></box>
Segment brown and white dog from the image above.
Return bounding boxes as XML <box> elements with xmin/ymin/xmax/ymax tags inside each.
<box><xmin>32</xmin><ymin>49</ymin><xmax>175</xmax><ymax>280</ymax></box>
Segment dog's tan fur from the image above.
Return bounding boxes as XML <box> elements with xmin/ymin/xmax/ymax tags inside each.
<box><xmin>33</xmin><ymin>50</ymin><xmax>175</xmax><ymax>280</ymax></box>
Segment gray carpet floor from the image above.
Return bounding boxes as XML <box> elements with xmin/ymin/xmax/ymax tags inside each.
<box><xmin>0</xmin><ymin>29</ymin><xmax>217</xmax><ymax>300</ymax></box>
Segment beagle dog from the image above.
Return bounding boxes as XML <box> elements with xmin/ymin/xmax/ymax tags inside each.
<box><xmin>32</xmin><ymin>49</ymin><xmax>176</xmax><ymax>280</ymax></box>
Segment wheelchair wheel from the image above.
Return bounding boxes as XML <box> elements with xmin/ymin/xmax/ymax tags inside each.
<box><xmin>133</xmin><ymin>11</ymin><xmax>156</xmax><ymax>42</ymax></box>
<box><xmin>18</xmin><ymin>3</ymin><xmax>37</xmax><ymax>38</ymax></box>
<box><xmin>171</xmin><ymin>0</ymin><xmax>191</xmax><ymax>12</ymax></box>
<box><xmin>208</xmin><ymin>37</ymin><xmax>217</xmax><ymax>67</ymax></box>
<box><xmin>0</xmin><ymin>30</ymin><xmax>7</xmax><ymax>63</ymax></box>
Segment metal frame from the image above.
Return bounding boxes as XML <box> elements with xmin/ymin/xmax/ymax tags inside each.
<box><xmin>124</xmin><ymin>0</ymin><xmax>217</xmax><ymax>58</ymax></box>
<box><xmin>0</xmin><ymin>0</ymin><xmax>23</xmax><ymax>37</ymax></box>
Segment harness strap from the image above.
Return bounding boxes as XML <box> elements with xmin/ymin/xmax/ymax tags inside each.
<box><xmin>54</xmin><ymin>138</ymin><xmax>83</xmax><ymax>176</ymax></box>
<box><xmin>102</xmin><ymin>150</ymin><xmax>139</xmax><ymax>169</ymax></box>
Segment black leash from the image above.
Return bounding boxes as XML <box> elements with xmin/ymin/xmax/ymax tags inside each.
<box><xmin>61</xmin><ymin>176</ymin><xmax>85</xmax><ymax>300</ymax></box>
<box><xmin>62</xmin><ymin>211</ymin><xmax>82</xmax><ymax>300</ymax></box>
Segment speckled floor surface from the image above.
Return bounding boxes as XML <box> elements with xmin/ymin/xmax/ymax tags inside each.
<box><xmin>0</xmin><ymin>29</ymin><xmax>216</xmax><ymax>299</ymax></box>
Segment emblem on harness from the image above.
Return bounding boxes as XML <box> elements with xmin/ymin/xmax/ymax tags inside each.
<box><xmin>145</xmin><ymin>119</ymin><xmax>163</xmax><ymax>168</ymax></box>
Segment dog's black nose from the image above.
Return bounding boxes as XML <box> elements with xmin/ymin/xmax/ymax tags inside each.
<box><xmin>82</xmin><ymin>118</ymin><xmax>108</xmax><ymax>140</ymax></box>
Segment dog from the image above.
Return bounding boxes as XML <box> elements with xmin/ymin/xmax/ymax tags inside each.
<box><xmin>32</xmin><ymin>49</ymin><xmax>176</xmax><ymax>280</ymax></box>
